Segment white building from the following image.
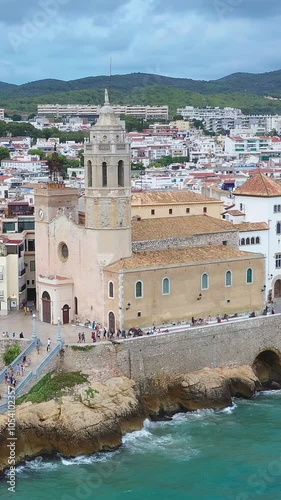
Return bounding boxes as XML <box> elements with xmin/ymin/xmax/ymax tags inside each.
<box><xmin>37</xmin><ymin>104</ymin><xmax>169</xmax><ymax>120</ymax></box>
<box><xmin>230</xmin><ymin>172</ymin><xmax>281</xmax><ymax>301</ymax></box>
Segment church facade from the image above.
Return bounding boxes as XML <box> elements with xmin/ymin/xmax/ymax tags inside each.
<box><xmin>34</xmin><ymin>93</ymin><xmax>265</xmax><ymax>329</ymax></box>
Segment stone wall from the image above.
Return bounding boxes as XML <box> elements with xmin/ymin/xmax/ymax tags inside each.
<box><xmin>132</xmin><ymin>231</ymin><xmax>239</xmax><ymax>253</ymax></box>
<box><xmin>62</xmin><ymin>315</ymin><xmax>281</xmax><ymax>386</ymax></box>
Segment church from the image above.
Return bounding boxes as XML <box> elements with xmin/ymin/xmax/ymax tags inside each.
<box><xmin>34</xmin><ymin>92</ymin><xmax>265</xmax><ymax>329</ymax></box>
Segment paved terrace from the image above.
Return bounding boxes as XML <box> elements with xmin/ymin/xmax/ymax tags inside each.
<box><xmin>0</xmin><ymin>304</ymin><xmax>279</xmax><ymax>348</ymax></box>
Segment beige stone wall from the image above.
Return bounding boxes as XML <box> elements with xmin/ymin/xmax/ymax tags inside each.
<box><xmin>104</xmin><ymin>255</ymin><xmax>265</xmax><ymax>329</ymax></box>
<box><xmin>61</xmin><ymin>315</ymin><xmax>281</xmax><ymax>386</ymax></box>
<box><xmin>131</xmin><ymin>201</ymin><xmax>223</xmax><ymax>220</ymax></box>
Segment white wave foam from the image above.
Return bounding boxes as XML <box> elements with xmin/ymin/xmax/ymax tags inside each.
<box><xmin>218</xmin><ymin>402</ymin><xmax>237</xmax><ymax>414</ymax></box>
<box><xmin>59</xmin><ymin>451</ymin><xmax>120</xmax><ymax>466</ymax></box>
<box><xmin>256</xmin><ymin>389</ymin><xmax>281</xmax><ymax>397</ymax></box>
<box><xmin>14</xmin><ymin>456</ymin><xmax>58</xmax><ymax>475</ymax></box>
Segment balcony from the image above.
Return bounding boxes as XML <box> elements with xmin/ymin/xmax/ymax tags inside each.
<box><xmin>0</xmin><ymin>273</ymin><xmax>3</xmax><ymax>281</ymax></box>
<box><xmin>19</xmin><ymin>284</ymin><xmax>26</xmax><ymax>293</ymax></box>
<box><xmin>98</xmin><ymin>144</ymin><xmax>111</xmax><ymax>151</ymax></box>
<box><xmin>18</xmin><ymin>268</ymin><xmax>26</xmax><ymax>277</ymax></box>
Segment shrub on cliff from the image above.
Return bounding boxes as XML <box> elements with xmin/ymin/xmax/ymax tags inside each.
<box><xmin>3</xmin><ymin>343</ymin><xmax>21</xmax><ymax>365</ymax></box>
<box><xmin>17</xmin><ymin>371</ymin><xmax>88</xmax><ymax>405</ymax></box>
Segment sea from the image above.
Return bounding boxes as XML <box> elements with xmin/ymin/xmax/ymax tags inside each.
<box><xmin>1</xmin><ymin>391</ymin><xmax>281</xmax><ymax>500</ymax></box>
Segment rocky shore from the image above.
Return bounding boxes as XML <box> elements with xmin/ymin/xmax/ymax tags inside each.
<box><xmin>0</xmin><ymin>365</ymin><xmax>274</xmax><ymax>473</ymax></box>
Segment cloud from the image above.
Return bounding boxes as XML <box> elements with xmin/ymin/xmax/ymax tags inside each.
<box><xmin>0</xmin><ymin>0</ymin><xmax>281</xmax><ymax>84</ymax></box>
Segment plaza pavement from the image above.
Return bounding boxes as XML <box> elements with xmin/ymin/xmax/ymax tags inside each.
<box><xmin>0</xmin><ymin>301</ymin><xmax>280</xmax><ymax>348</ymax></box>
<box><xmin>0</xmin><ymin>310</ymin><xmax>95</xmax><ymax>347</ymax></box>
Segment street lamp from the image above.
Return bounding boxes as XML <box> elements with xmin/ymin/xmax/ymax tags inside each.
<box><xmin>32</xmin><ymin>313</ymin><xmax>37</xmax><ymax>339</ymax></box>
<box><xmin>56</xmin><ymin>317</ymin><xmax>62</xmax><ymax>342</ymax></box>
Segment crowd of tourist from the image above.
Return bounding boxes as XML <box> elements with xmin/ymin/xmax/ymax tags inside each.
<box><xmin>2</xmin><ymin>355</ymin><xmax>31</xmax><ymax>394</ymax></box>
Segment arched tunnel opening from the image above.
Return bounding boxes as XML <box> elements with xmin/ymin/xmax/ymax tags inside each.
<box><xmin>253</xmin><ymin>350</ymin><xmax>281</xmax><ymax>389</ymax></box>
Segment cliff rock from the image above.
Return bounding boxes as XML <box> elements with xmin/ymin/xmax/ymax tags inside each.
<box><xmin>0</xmin><ymin>366</ymin><xmax>261</xmax><ymax>472</ymax></box>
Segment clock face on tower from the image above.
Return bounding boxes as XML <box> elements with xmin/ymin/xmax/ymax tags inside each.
<box><xmin>38</xmin><ymin>209</ymin><xmax>44</xmax><ymax>220</ymax></box>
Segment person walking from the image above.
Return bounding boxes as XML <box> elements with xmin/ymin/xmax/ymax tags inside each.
<box><xmin>47</xmin><ymin>338</ymin><xmax>51</xmax><ymax>352</ymax></box>
<box><xmin>81</xmin><ymin>332</ymin><xmax>85</xmax><ymax>343</ymax></box>
<box><xmin>36</xmin><ymin>338</ymin><xmax>40</xmax><ymax>354</ymax></box>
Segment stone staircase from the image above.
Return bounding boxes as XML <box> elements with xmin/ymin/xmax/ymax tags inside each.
<box><xmin>0</xmin><ymin>340</ymin><xmax>62</xmax><ymax>413</ymax></box>
<box><xmin>0</xmin><ymin>348</ymin><xmax>46</xmax><ymax>402</ymax></box>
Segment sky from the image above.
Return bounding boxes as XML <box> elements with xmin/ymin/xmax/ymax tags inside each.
<box><xmin>1</xmin><ymin>0</ymin><xmax>281</xmax><ymax>84</ymax></box>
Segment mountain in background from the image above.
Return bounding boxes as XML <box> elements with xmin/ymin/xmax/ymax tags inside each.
<box><xmin>1</xmin><ymin>70</ymin><xmax>281</xmax><ymax>115</ymax></box>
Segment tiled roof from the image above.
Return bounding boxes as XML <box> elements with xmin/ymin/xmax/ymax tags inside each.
<box><xmin>105</xmin><ymin>245</ymin><xmax>263</xmax><ymax>272</ymax></box>
<box><xmin>235</xmin><ymin>222</ymin><xmax>269</xmax><ymax>232</ymax></box>
<box><xmin>224</xmin><ymin>210</ymin><xmax>245</xmax><ymax>216</ymax></box>
<box><xmin>132</xmin><ymin>215</ymin><xmax>236</xmax><ymax>242</ymax></box>
<box><xmin>234</xmin><ymin>172</ymin><xmax>281</xmax><ymax>197</ymax></box>
<box><xmin>131</xmin><ymin>190</ymin><xmax>221</xmax><ymax>206</ymax></box>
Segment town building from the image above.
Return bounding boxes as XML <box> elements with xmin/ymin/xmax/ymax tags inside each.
<box><xmin>37</xmin><ymin>104</ymin><xmax>169</xmax><ymax>121</ymax></box>
<box><xmin>223</xmin><ymin>172</ymin><xmax>281</xmax><ymax>301</ymax></box>
<box><xmin>0</xmin><ymin>206</ymin><xmax>36</xmax><ymax>314</ymax></box>
<box><xmin>131</xmin><ymin>191</ymin><xmax>223</xmax><ymax>220</ymax></box>
<box><xmin>34</xmin><ymin>92</ymin><xmax>265</xmax><ymax>328</ymax></box>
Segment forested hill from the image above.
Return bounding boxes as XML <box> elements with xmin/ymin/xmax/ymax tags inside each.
<box><xmin>1</xmin><ymin>70</ymin><xmax>281</xmax><ymax>115</ymax></box>
<box><xmin>1</xmin><ymin>70</ymin><xmax>281</xmax><ymax>98</ymax></box>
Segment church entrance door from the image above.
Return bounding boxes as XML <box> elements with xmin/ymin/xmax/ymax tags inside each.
<box><xmin>42</xmin><ymin>291</ymin><xmax>51</xmax><ymax>324</ymax></box>
<box><xmin>108</xmin><ymin>311</ymin><xmax>116</xmax><ymax>333</ymax></box>
<box><xmin>274</xmin><ymin>279</ymin><xmax>281</xmax><ymax>298</ymax></box>
<box><xmin>62</xmin><ymin>305</ymin><xmax>70</xmax><ymax>324</ymax></box>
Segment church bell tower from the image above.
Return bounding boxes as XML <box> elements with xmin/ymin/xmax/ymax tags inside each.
<box><xmin>84</xmin><ymin>90</ymin><xmax>132</xmax><ymax>262</ymax></box>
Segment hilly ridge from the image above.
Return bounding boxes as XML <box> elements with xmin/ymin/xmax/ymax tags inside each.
<box><xmin>1</xmin><ymin>70</ymin><xmax>281</xmax><ymax>97</ymax></box>
<box><xmin>1</xmin><ymin>70</ymin><xmax>281</xmax><ymax>116</ymax></box>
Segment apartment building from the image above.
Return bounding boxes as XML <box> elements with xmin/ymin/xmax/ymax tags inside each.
<box><xmin>0</xmin><ymin>206</ymin><xmax>36</xmax><ymax>314</ymax></box>
<box><xmin>0</xmin><ymin>109</ymin><xmax>4</xmax><ymax>121</ymax></box>
<box><xmin>225</xmin><ymin>136</ymin><xmax>281</xmax><ymax>160</ymax></box>
<box><xmin>37</xmin><ymin>104</ymin><xmax>169</xmax><ymax>120</ymax></box>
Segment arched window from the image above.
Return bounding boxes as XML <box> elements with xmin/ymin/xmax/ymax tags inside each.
<box><xmin>102</xmin><ymin>161</ymin><xmax>107</xmax><ymax>187</ymax></box>
<box><xmin>108</xmin><ymin>281</ymin><xmax>114</xmax><ymax>298</ymax></box>
<box><xmin>256</xmin><ymin>237</ymin><xmax>260</xmax><ymax>244</ymax></box>
<box><xmin>251</xmin><ymin>237</ymin><xmax>255</xmax><ymax>244</ymax></box>
<box><xmin>87</xmin><ymin>160</ymin><xmax>92</xmax><ymax>188</ymax></box>
<box><xmin>135</xmin><ymin>281</ymin><xmax>143</xmax><ymax>298</ymax></box>
<box><xmin>246</xmin><ymin>268</ymin><xmax>253</xmax><ymax>284</ymax></box>
<box><xmin>118</xmin><ymin>160</ymin><xmax>124</xmax><ymax>187</ymax></box>
<box><xmin>279</xmin><ymin>205</ymin><xmax>281</xmax><ymax>213</ymax></box>
<box><xmin>246</xmin><ymin>238</ymin><xmax>250</xmax><ymax>245</ymax></box>
<box><xmin>201</xmin><ymin>273</ymin><xmax>209</xmax><ymax>290</ymax></box>
<box><xmin>74</xmin><ymin>297</ymin><xmax>78</xmax><ymax>315</ymax></box>
<box><xmin>241</xmin><ymin>238</ymin><xmax>245</xmax><ymax>246</ymax></box>
<box><xmin>162</xmin><ymin>277</ymin><xmax>170</xmax><ymax>295</ymax></box>
<box><xmin>225</xmin><ymin>270</ymin><xmax>232</xmax><ymax>287</ymax></box>
<box><xmin>277</xmin><ymin>222</ymin><xmax>281</xmax><ymax>235</ymax></box>
<box><xmin>274</xmin><ymin>205</ymin><xmax>277</xmax><ymax>213</ymax></box>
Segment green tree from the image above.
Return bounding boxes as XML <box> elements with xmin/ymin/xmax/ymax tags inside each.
<box><xmin>3</xmin><ymin>344</ymin><xmax>21</xmax><ymax>365</ymax></box>
<box><xmin>78</xmin><ymin>149</ymin><xmax>84</xmax><ymax>167</ymax></box>
<box><xmin>11</xmin><ymin>114</ymin><xmax>22</xmax><ymax>121</ymax></box>
<box><xmin>28</xmin><ymin>148</ymin><xmax>46</xmax><ymax>159</ymax></box>
<box><xmin>0</xmin><ymin>147</ymin><xmax>10</xmax><ymax>161</ymax></box>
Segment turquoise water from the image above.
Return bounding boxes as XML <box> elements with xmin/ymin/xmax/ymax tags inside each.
<box><xmin>1</xmin><ymin>392</ymin><xmax>281</xmax><ymax>500</ymax></box>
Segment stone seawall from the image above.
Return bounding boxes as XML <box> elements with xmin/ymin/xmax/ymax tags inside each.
<box><xmin>62</xmin><ymin>315</ymin><xmax>281</xmax><ymax>385</ymax></box>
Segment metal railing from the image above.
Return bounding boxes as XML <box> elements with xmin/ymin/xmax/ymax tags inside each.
<box><xmin>35</xmin><ymin>343</ymin><xmax>61</xmax><ymax>376</ymax></box>
<box><xmin>0</xmin><ymin>343</ymin><xmax>61</xmax><ymax>414</ymax></box>
<box><xmin>15</xmin><ymin>371</ymin><xmax>35</xmax><ymax>398</ymax></box>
